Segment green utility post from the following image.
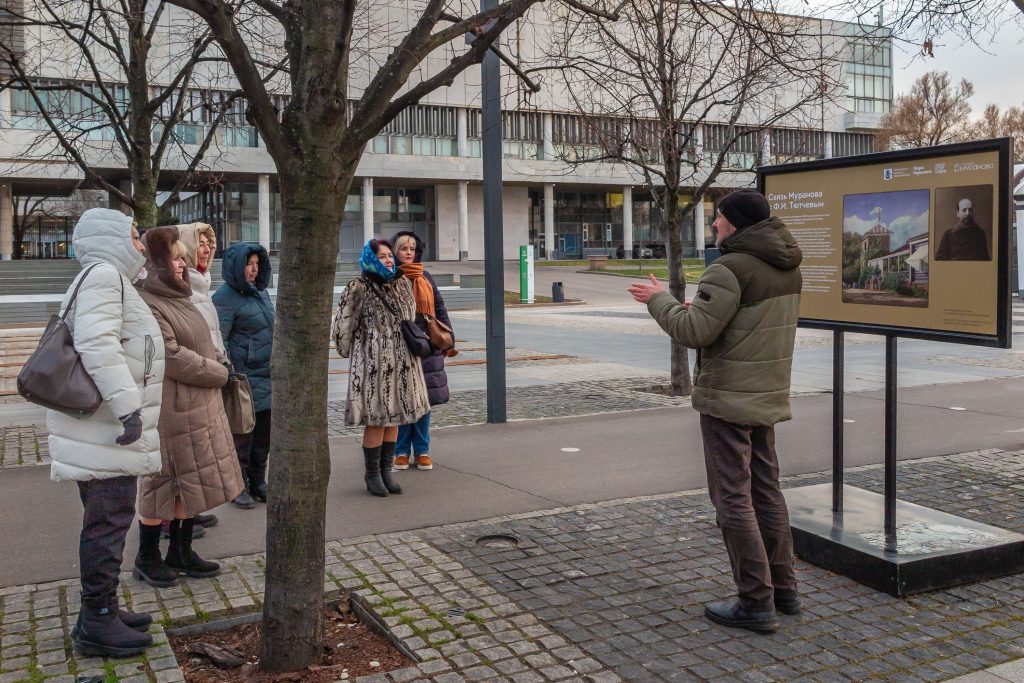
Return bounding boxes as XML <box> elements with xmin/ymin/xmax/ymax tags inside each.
<box><xmin>519</xmin><ymin>245</ymin><xmax>534</xmax><ymax>303</ymax></box>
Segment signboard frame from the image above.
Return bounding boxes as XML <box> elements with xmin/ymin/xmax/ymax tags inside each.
<box><xmin>757</xmin><ymin>138</ymin><xmax>1013</xmax><ymax>349</ymax></box>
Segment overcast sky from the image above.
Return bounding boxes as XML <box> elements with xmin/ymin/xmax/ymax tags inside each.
<box><xmin>891</xmin><ymin>24</ymin><xmax>1024</xmax><ymax>113</ymax></box>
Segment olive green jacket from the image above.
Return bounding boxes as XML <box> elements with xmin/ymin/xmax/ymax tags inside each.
<box><xmin>647</xmin><ymin>216</ymin><xmax>802</xmax><ymax>426</ymax></box>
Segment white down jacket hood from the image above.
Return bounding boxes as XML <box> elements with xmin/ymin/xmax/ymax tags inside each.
<box><xmin>176</xmin><ymin>223</ymin><xmax>225</xmax><ymax>355</ymax></box>
<box><xmin>48</xmin><ymin>208</ymin><xmax>166</xmax><ymax>482</ymax></box>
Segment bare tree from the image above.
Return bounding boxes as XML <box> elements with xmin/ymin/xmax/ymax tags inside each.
<box><xmin>0</xmin><ymin>0</ymin><xmax>246</xmax><ymax>227</ymax></box>
<box><xmin>876</xmin><ymin>70</ymin><xmax>974</xmax><ymax>150</ymax></box>
<box><xmin>10</xmin><ymin>187</ymin><xmax>104</xmax><ymax>258</ymax></box>
<box><xmin>972</xmin><ymin>102</ymin><xmax>1024</xmax><ymax>162</ymax></box>
<box><xmin>539</xmin><ymin>0</ymin><xmax>842</xmax><ymax>395</ymax></box>
<box><xmin>163</xmin><ymin>0</ymin><xmax>616</xmax><ymax>672</ymax></box>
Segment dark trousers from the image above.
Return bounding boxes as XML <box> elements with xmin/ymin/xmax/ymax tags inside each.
<box><xmin>77</xmin><ymin>475</ymin><xmax>137</xmax><ymax>609</ymax></box>
<box><xmin>234</xmin><ymin>409</ymin><xmax>271</xmax><ymax>487</ymax></box>
<box><xmin>700</xmin><ymin>413</ymin><xmax>797</xmax><ymax>612</ymax></box>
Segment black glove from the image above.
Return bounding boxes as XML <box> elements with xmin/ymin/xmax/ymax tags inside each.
<box><xmin>222</xmin><ymin>361</ymin><xmax>237</xmax><ymax>379</ymax></box>
<box><xmin>116</xmin><ymin>410</ymin><xmax>143</xmax><ymax>446</ymax></box>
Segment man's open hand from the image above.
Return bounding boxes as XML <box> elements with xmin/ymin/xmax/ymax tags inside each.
<box><xmin>628</xmin><ymin>273</ymin><xmax>664</xmax><ymax>304</ymax></box>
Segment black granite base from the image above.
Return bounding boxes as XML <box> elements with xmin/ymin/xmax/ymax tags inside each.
<box><xmin>786</xmin><ymin>483</ymin><xmax>1024</xmax><ymax>597</ymax></box>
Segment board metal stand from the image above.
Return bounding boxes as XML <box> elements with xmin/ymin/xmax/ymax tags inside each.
<box><xmin>786</xmin><ymin>331</ymin><xmax>1024</xmax><ymax>597</ymax></box>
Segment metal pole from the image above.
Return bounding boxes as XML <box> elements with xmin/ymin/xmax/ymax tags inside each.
<box><xmin>481</xmin><ymin>0</ymin><xmax>506</xmax><ymax>423</ymax></box>
<box><xmin>832</xmin><ymin>330</ymin><xmax>844</xmax><ymax>513</ymax></box>
<box><xmin>884</xmin><ymin>335</ymin><xmax>898</xmax><ymax>536</ymax></box>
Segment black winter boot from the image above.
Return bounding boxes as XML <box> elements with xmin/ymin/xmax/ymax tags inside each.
<box><xmin>363</xmin><ymin>445</ymin><xmax>388</xmax><ymax>497</ymax></box>
<box><xmin>249</xmin><ymin>475</ymin><xmax>268</xmax><ymax>503</ymax></box>
<box><xmin>73</xmin><ymin>599</ymin><xmax>153</xmax><ymax>658</ymax></box>
<box><xmin>379</xmin><ymin>442</ymin><xmax>402</xmax><ymax>495</ymax></box>
<box><xmin>72</xmin><ymin>595</ymin><xmax>152</xmax><ymax>639</ymax></box>
<box><xmin>133</xmin><ymin>522</ymin><xmax>179</xmax><ymax>588</ymax></box>
<box><xmin>165</xmin><ymin>519</ymin><xmax>221</xmax><ymax>578</ymax></box>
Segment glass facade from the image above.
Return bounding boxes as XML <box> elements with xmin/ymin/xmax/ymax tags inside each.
<box><xmin>844</xmin><ymin>26</ymin><xmax>893</xmax><ymax>114</ymax></box>
<box><xmin>173</xmin><ymin>181</ymin><xmax>283</xmax><ymax>254</ymax></box>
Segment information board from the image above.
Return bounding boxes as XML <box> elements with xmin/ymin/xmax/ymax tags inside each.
<box><xmin>758</xmin><ymin>138</ymin><xmax>1012</xmax><ymax>347</ymax></box>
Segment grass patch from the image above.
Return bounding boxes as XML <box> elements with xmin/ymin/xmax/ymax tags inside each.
<box><xmin>504</xmin><ymin>290</ymin><xmax>554</xmax><ymax>304</ymax></box>
<box><xmin>537</xmin><ymin>258</ymin><xmax>703</xmax><ymax>268</ymax></box>
<box><xmin>589</xmin><ymin>266</ymin><xmax>706</xmax><ymax>282</ymax></box>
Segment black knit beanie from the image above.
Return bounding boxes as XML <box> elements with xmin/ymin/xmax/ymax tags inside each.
<box><xmin>717</xmin><ymin>189</ymin><xmax>770</xmax><ymax>230</ymax></box>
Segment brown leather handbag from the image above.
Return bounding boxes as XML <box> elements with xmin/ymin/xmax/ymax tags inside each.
<box><xmin>222</xmin><ymin>372</ymin><xmax>256</xmax><ymax>434</ymax></box>
<box><xmin>17</xmin><ymin>265</ymin><xmax>104</xmax><ymax>418</ymax></box>
<box><xmin>424</xmin><ymin>315</ymin><xmax>454</xmax><ymax>351</ymax></box>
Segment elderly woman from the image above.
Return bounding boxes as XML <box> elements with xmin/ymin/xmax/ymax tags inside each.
<box><xmin>49</xmin><ymin>208</ymin><xmax>163</xmax><ymax>658</ymax></box>
<box><xmin>214</xmin><ymin>242</ymin><xmax>275</xmax><ymax>507</ymax></box>
<box><xmin>133</xmin><ymin>227</ymin><xmax>244</xmax><ymax>586</ymax></box>
<box><xmin>173</xmin><ymin>223</ymin><xmax>225</xmax><ymax>533</ymax></box>
<box><xmin>332</xmin><ymin>238</ymin><xmax>430</xmax><ymax>496</ymax></box>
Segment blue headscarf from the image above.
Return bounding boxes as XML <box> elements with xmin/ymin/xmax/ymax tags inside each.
<box><xmin>359</xmin><ymin>240</ymin><xmax>396</xmax><ymax>281</ymax></box>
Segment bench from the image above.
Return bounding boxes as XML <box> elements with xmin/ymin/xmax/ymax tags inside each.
<box><xmin>587</xmin><ymin>255</ymin><xmax>608</xmax><ymax>271</ymax></box>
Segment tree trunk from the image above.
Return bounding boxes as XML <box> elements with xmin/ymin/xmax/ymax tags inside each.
<box><xmin>662</xmin><ymin>185</ymin><xmax>693</xmax><ymax>397</ymax></box>
<box><xmin>131</xmin><ymin>170</ymin><xmax>159</xmax><ymax>230</ymax></box>
<box><xmin>261</xmin><ymin>166</ymin><xmax>351</xmax><ymax>673</ymax></box>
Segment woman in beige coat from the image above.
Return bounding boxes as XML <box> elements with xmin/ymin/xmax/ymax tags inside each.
<box><xmin>133</xmin><ymin>227</ymin><xmax>244</xmax><ymax>587</ymax></box>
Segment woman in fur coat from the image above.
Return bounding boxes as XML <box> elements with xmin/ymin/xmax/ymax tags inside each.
<box><xmin>331</xmin><ymin>238</ymin><xmax>430</xmax><ymax>496</ymax></box>
<box><xmin>133</xmin><ymin>227</ymin><xmax>244</xmax><ymax>586</ymax></box>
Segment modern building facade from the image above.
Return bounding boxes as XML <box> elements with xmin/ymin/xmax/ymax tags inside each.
<box><xmin>0</xmin><ymin>5</ymin><xmax>892</xmax><ymax>261</ymax></box>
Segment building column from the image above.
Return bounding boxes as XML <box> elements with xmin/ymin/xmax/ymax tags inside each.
<box><xmin>823</xmin><ymin>132</ymin><xmax>834</xmax><ymax>159</ymax></box>
<box><xmin>542</xmin><ymin>113</ymin><xmax>554</xmax><ymax>161</ymax></box>
<box><xmin>257</xmin><ymin>174</ymin><xmax>271</xmax><ymax>250</ymax></box>
<box><xmin>0</xmin><ymin>182</ymin><xmax>13</xmax><ymax>260</ymax></box>
<box><xmin>693</xmin><ymin>125</ymin><xmax>704</xmax><ymax>165</ymax></box>
<box><xmin>362</xmin><ymin>177</ymin><xmax>375</xmax><ymax>244</ymax></box>
<box><xmin>622</xmin><ymin>186</ymin><xmax>633</xmax><ymax>257</ymax></box>
<box><xmin>457</xmin><ymin>108</ymin><xmax>468</xmax><ymax>157</ymax></box>
<box><xmin>0</xmin><ymin>88</ymin><xmax>10</xmax><ymax>127</ymax></box>
<box><xmin>761</xmin><ymin>131</ymin><xmax>771</xmax><ymax>166</ymax></box>
<box><xmin>458</xmin><ymin>181</ymin><xmax>469</xmax><ymax>260</ymax></box>
<box><xmin>1017</xmin><ymin>206</ymin><xmax>1024</xmax><ymax>297</ymax></box>
<box><xmin>543</xmin><ymin>183</ymin><xmax>555</xmax><ymax>260</ymax></box>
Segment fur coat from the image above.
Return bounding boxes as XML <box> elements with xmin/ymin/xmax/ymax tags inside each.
<box><xmin>332</xmin><ymin>275</ymin><xmax>430</xmax><ymax>427</ymax></box>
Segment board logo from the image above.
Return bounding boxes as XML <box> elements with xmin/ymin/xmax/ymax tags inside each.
<box><xmin>883</xmin><ymin>168</ymin><xmax>893</xmax><ymax>181</ymax></box>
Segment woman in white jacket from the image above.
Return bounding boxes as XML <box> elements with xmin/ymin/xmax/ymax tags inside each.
<box><xmin>177</xmin><ymin>223</ymin><xmax>225</xmax><ymax>354</ymax></box>
<box><xmin>48</xmin><ymin>208</ymin><xmax>165</xmax><ymax>659</ymax></box>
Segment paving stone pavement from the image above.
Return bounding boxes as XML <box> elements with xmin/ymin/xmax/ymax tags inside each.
<box><xmin>2</xmin><ymin>448</ymin><xmax>1024</xmax><ymax>682</ymax></box>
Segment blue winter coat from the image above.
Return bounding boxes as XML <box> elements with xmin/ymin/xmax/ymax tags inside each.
<box><xmin>213</xmin><ymin>243</ymin><xmax>275</xmax><ymax>412</ymax></box>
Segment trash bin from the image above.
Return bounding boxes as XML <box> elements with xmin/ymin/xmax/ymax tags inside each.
<box><xmin>704</xmin><ymin>248</ymin><xmax>721</xmax><ymax>266</ymax></box>
<box><xmin>551</xmin><ymin>281</ymin><xmax>564</xmax><ymax>303</ymax></box>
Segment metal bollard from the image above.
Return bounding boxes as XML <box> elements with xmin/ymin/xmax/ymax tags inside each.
<box><xmin>551</xmin><ymin>281</ymin><xmax>564</xmax><ymax>303</ymax></box>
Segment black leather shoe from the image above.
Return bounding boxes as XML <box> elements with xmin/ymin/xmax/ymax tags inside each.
<box><xmin>775</xmin><ymin>592</ymin><xmax>801</xmax><ymax>615</ymax></box>
<box><xmin>194</xmin><ymin>513</ymin><xmax>219</xmax><ymax>528</ymax></box>
<box><xmin>704</xmin><ymin>599</ymin><xmax>779</xmax><ymax>633</ymax></box>
<box><xmin>232</xmin><ymin>491</ymin><xmax>256</xmax><ymax>509</ymax></box>
<box><xmin>249</xmin><ymin>481</ymin><xmax>268</xmax><ymax>503</ymax></box>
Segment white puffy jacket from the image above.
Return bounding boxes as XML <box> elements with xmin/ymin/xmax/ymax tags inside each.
<box><xmin>48</xmin><ymin>208</ymin><xmax>166</xmax><ymax>482</ymax></box>
<box><xmin>176</xmin><ymin>223</ymin><xmax>225</xmax><ymax>355</ymax></box>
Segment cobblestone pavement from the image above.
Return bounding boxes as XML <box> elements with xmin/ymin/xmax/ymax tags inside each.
<box><xmin>329</xmin><ymin>372</ymin><xmax>689</xmax><ymax>439</ymax></box>
<box><xmin>0</xmin><ymin>425</ymin><xmax>49</xmax><ymax>469</ymax></box>
<box><xmin>2</xmin><ymin>448</ymin><xmax>1024</xmax><ymax>682</ymax></box>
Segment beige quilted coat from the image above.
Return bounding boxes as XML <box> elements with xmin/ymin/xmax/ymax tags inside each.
<box><xmin>136</xmin><ymin>228</ymin><xmax>243</xmax><ymax>518</ymax></box>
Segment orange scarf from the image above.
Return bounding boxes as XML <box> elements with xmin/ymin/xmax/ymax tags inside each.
<box><xmin>399</xmin><ymin>263</ymin><xmax>435</xmax><ymax>317</ymax></box>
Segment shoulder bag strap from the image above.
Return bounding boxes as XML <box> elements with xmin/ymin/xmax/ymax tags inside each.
<box><xmin>60</xmin><ymin>264</ymin><xmax>102</xmax><ymax>322</ymax></box>
<box><xmin>366</xmin><ymin>281</ymin><xmax>401</xmax><ymax>320</ymax></box>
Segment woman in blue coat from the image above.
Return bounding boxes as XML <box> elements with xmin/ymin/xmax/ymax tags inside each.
<box><xmin>213</xmin><ymin>242</ymin><xmax>274</xmax><ymax>508</ymax></box>
<box><xmin>390</xmin><ymin>231</ymin><xmax>453</xmax><ymax>471</ymax></box>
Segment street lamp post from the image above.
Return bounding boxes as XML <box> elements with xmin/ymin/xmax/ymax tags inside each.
<box><xmin>481</xmin><ymin>0</ymin><xmax>507</xmax><ymax>423</ymax></box>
